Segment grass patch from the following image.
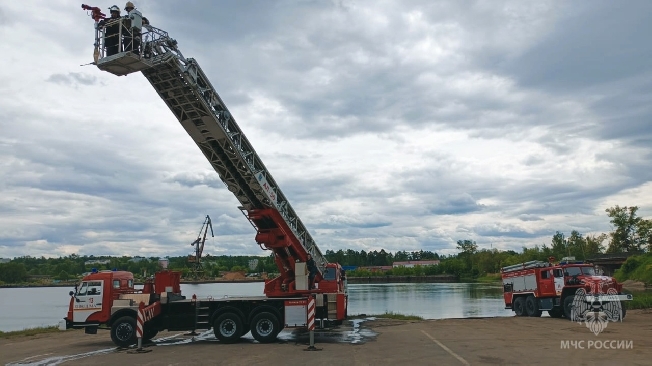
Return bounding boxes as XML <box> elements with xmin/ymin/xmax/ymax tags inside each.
<box><xmin>0</xmin><ymin>326</ymin><xmax>60</xmax><ymax>339</ymax></box>
<box><xmin>623</xmin><ymin>290</ymin><xmax>652</xmax><ymax>310</ymax></box>
<box><xmin>614</xmin><ymin>253</ymin><xmax>652</xmax><ymax>285</ymax></box>
<box><xmin>475</xmin><ymin>274</ymin><xmax>502</xmax><ymax>283</ymax></box>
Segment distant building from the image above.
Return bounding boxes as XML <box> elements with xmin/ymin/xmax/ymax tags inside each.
<box><xmin>85</xmin><ymin>259</ymin><xmax>110</xmax><ymax>265</ymax></box>
<box><xmin>393</xmin><ymin>260</ymin><xmax>440</xmax><ymax>268</ymax></box>
<box><xmin>358</xmin><ymin>266</ymin><xmax>393</xmax><ymax>272</ymax></box>
<box><xmin>129</xmin><ymin>256</ymin><xmax>146</xmax><ymax>263</ymax></box>
<box><xmin>0</xmin><ymin>258</ymin><xmax>11</xmax><ymax>264</ymax></box>
<box><xmin>248</xmin><ymin>259</ymin><xmax>259</xmax><ymax>271</ymax></box>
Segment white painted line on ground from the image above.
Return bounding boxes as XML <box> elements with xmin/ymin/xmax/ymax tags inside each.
<box><xmin>20</xmin><ymin>353</ymin><xmax>53</xmax><ymax>361</ymax></box>
<box><xmin>420</xmin><ymin>330</ymin><xmax>470</xmax><ymax>366</ymax></box>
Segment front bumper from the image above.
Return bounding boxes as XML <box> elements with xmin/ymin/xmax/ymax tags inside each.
<box><xmin>584</xmin><ymin>294</ymin><xmax>633</xmax><ymax>302</ymax></box>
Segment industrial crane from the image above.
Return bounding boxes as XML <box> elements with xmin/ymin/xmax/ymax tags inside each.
<box><xmin>188</xmin><ymin>215</ymin><xmax>213</xmax><ymax>279</ymax></box>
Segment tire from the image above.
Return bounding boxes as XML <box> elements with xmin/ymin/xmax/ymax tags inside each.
<box><xmin>513</xmin><ymin>297</ymin><xmax>526</xmax><ymax>316</ymax></box>
<box><xmin>110</xmin><ymin>316</ymin><xmax>137</xmax><ymax>347</ymax></box>
<box><xmin>548</xmin><ymin>308</ymin><xmax>564</xmax><ymax>318</ymax></box>
<box><xmin>618</xmin><ymin>302</ymin><xmax>627</xmax><ymax>320</ymax></box>
<box><xmin>250</xmin><ymin>312</ymin><xmax>280</xmax><ymax>343</ymax></box>
<box><xmin>525</xmin><ymin>295</ymin><xmax>542</xmax><ymax>317</ymax></box>
<box><xmin>563</xmin><ymin>295</ymin><xmax>574</xmax><ymax>320</ymax></box>
<box><xmin>213</xmin><ymin>312</ymin><xmax>243</xmax><ymax>344</ymax></box>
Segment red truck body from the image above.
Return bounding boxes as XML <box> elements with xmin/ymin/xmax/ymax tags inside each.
<box><xmin>501</xmin><ymin>259</ymin><xmax>632</xmax><ymax>319</ymax></box>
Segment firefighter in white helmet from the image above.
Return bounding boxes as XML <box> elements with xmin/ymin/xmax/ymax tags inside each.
<box><xmin>121</xmin><ymin>1</ymin><xmax>141</xmax><ymax>52</ymax></box>
<box><xmin>97</xmin><ymin>5</ymin><xmax>121</xmax><ymax>56</ymax></box>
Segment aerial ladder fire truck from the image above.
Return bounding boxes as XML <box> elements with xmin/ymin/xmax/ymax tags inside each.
<box><xmin>64</xmin><ymin>5</ymin><xmax>347</xmax><ymax>347</ymax></box>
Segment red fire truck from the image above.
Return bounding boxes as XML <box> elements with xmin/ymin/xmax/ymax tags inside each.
<box><xmin>65</xmin><ymin>7</ymin><xmax>347</xmax><ymax>347</ymax></box>
<box><xmin>501</xmin><ymin>258</ymin><xmax>632</xmax><ymax>319</ymax></box>
<box><xmin>65</xmin><ymin>265</ymin><xmax>345</xmax><ymax>346</ymax></box>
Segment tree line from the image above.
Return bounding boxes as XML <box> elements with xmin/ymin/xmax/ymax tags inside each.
<box><xmin>343</xmin><ymin>205</ymin><xmax>651</xmax><ymax>278</ymax></box>
<box><xmin>0</xmin><ymin>254</ymin><xmax>278</xmax><ymax>284</ymax></box>
<box><xmin>1</xmin><ymin>205</ymin><xmax>649</xmax><ymax>284</ymax></box>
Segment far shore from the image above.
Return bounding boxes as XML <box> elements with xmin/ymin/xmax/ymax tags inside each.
<box><xmin>2</xmin><ymin>277</ymin><xmax>648</xmax><ymax>289</ymax></box>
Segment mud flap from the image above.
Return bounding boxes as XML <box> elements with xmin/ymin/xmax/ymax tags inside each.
<box><xmin>85</xmin><ymin>326</ymin><xmax>98</xmax><ymax>334</ymax></box>
<box><xmin>538</xmin><ymin>298</ymin><xmax>553</xmax><ymax>310</ymax></box>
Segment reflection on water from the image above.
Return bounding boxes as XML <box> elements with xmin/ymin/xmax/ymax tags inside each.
<box><xmin>0</xmin><ymin>282</ymin><xmax>511</xmax><ymax>331</ymax></box>
<box><xmin>347</xmin><ymin>283</ymin><xmax>512</xmax><ymax>319</ymax></box>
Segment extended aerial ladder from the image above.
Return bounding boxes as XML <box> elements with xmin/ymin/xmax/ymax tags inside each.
<box><xmin>82</xmin><ymin>5</ymin><xmax>338</xmax><ymax>298</ymax></box>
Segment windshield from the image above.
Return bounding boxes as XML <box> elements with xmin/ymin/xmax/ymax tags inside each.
<box><xmin>77</xmin><ymin>282</ymin><xmax>88</xmax><ymax>296</ymax></box>
<box><xmin>581</xmin><ymin>267</ymin><xmax>596</xmax><ymax>275</ymax></box>
<box><xmin>323</xmin><ymin>268</ymin><xmax>337</xmax><ymax>280</ymax></box>
<box><xmin>564</xmin><ymin>267</ymin><xmax>582</xmax><ymax>276</ymax></box>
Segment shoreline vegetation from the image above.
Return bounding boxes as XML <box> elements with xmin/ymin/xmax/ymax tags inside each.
<box><xmin>2</xmin><ymin>275</ymin><xmax>649</xmax><ymax>288</ymax></box>
<box><xmin>0</xmin><ymin>326</ymin><xmax>63</xmax><ymax>339</ymax></box>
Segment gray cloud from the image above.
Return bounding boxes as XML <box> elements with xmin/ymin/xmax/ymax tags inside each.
<box><xmin>0</xmin><ymin>6</ymin><xmax>7</xmax><ymax>27</ymax></box>
<box><xmin>46</xmin><ymin>72</ymin><xmax>98</xmax><ymax>86</ymax></box>
<box><xmin>0</xmin><ymin>0</ymin><xmax>650</xmax><ymax>259</ymax></box>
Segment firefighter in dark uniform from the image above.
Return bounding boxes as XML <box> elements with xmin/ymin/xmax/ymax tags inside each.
<box><xmin>307</xmin><ymin>254</ymin><xmax>318</xmax><ymax>289</ymax></box>
<box><xmin>98</xmin><ymin>5</ymin><xmax>121</xmax><ymax>56</ymax></box>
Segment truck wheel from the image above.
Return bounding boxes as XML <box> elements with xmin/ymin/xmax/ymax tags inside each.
<box><xmin>525</xmin><ymin>295</ymin><xmax>542</xmax><ymax>317</ymax></box>
<box><xmin>213</xmin><ymin>312</ymin><xmax>243</xmax><ymax>344</ymax></box>
<box><xmin>110</xmin><ymin>316</ymin><xmax>137</xmax><ymax>347</ymax></box>
<box><xmin>563</xmin><ymin>295</ymin><xmax>574</xmax><ymax>320</ymax></box>
<box><xmin>250</xmin><ymin>312</ymin><xmax>280</xmax><ymax>343</ymax></box>
<box><xmin>618</xmin><ymin>302</ymin><xmax>627</xmax><ymax>320</ymax></box>
<box><xmin>513</xmin><ymin>297</ymin><xmax>526</xmax><ymax>316</ymax></box>
<box><xmin>548</xmin><ymin>308</ymin><xmax>564</xmax><ymax>318</ymax></box>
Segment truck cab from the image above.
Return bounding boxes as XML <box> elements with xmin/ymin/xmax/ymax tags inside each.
<box><xmin>65</xmin><ymin>270</ymin><xmax>135</xmax><ymax>330</ymax></box>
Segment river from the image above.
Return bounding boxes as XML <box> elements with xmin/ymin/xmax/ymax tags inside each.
<box><xmin>0</xmin><ymin>282</ymin><xmax>512</xmax><ymax>332</ymax></box>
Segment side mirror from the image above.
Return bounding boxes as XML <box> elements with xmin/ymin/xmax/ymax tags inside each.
<box><xmin>69</xmin><ymin>291</ymin><xmax>74</xmax><ymax>297</ymax></box>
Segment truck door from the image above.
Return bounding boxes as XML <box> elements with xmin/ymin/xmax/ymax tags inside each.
<box><xmin>538</xmin><ymin>269</ymin><xmax>554</xmax><ymax>296</ymax></box>
<box><xmin>73</xmin><ymin>280</ymin><xmax>104</xmax><ymax>322</ymax></box>
<box><xmin>553</xmin><ymin>269</ymin><xmax>564</xmax><ymax>296</ymax></box>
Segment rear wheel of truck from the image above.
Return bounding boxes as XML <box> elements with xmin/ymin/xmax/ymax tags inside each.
<box><xmin>525</xmin><ymin>295</ymin><xmax>542</xmax><ymax>317</ymax></box>
<box><xmin>513</xmin><ymin>297</ymin><xmax>526</xmax><ymax>316</ymax></box>
<box><xmin>110</xmin><ymin>316</ymin><xmax>137</xmax><ymax>347</ymax></box>
<box><xmin>213</xmin><ymin>312</ymin><xmax>243</xmax><ymax>344</ymax></box>
<box><xmin>250</xmin><ymin>312</ymin><xmax>280</xmax><ymax>343</ymax></box>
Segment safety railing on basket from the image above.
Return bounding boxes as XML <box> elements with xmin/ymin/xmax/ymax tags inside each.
<box><xmin>94</xmin><ymin>17</ymin><xmax>176</xmax><ymax>61</ymax></box>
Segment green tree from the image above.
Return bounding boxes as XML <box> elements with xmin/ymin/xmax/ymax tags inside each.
<box><xmin>585</xmin><ymin>233</ymin><xmax>607</xmax><ymax>255</ymax></box>
<box><xmin>567</xmin><ymin>230</ymin><xmax>586</xmax><ymax>259</ymax></box>
<box><xmin>606</xmin><ymin>206</ymin><xmax>644</xmax><ymax>252</ymax></box>
<box><xmin>635</xmin><ymin>219</ymin><xmax>652</xmax><ymax>252</ymax></box>
<box><xmin>0</xmin><ymin>262</ymin><xmax>28</xmax><ymax>283</ymax></box>
<box><xmin>57</xmin><ymin>270</ymin><xmax>70</xmax><ymax>281</ymax></box>
<box><xmin>551</xmin><ymin>232</ymin><xmax>567</xmax><ymax>258</ymax></box>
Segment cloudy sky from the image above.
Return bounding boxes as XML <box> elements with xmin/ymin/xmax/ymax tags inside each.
<box><xmin>1</xmin><ymin>0</ymin><xmax>651</xmax><ymax>259</ymax></box>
